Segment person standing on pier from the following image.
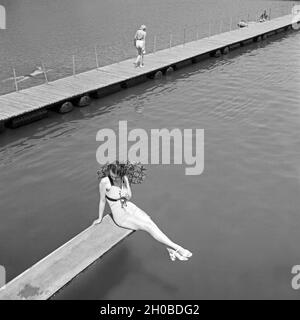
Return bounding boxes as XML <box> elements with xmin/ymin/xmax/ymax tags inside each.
<box><xmin>93</xmin><ymin>162</ymin><xmax>193</xmax><ymax>262</ymax></box>
<box><xmin>134</xmin><ymin>25</ymin><xmax>147</xmax><ymax>67</ymax></box>
<box><xmin>259</xmin><ymin>10</ymin><xmax>269</xmax><ymax>22</ymax></box>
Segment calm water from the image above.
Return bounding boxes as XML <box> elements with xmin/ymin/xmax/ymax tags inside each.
<box><xmin>0</xmin><ymin>0</ymin><xmax>300</xmax><ymax>300</ymax></box>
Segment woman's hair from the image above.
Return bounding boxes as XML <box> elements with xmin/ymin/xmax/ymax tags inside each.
<box><xmin>105</xmin><ymin>161</ymin><xmax>126</xmax><ymax>178</ymax></box>
<box><xmin>97</xmin><ymin>161</ymin><xmax>146</xmax><ymax>184</ymax></box>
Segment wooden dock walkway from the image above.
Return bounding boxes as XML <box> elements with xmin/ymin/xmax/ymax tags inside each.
<box><xmin>0</xmin><ymin>215</ymin><xmax>134</xmax><ymax>300</ymax></box>
<box><xmin>0</xmin><ymin>14</ymin><xmax>296</xmax><ymax>125</ymax></box>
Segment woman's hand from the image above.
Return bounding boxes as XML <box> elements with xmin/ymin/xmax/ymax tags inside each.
<box><xmin>123</xmin><ymin>175</ymin><xmax>132</xmax><ymax>199</ymax></box>
<box><xmin>93</xmin><ymin>218</ymin><xmax>102</xmax><ymax>225</ymax></box>
<box><xmin>124</xmin><ymin>193</ymin><xmax>130</xmax><ymax>200</ymax></box>
<box><xmin>120</xmin><ymin>190</ymin><xmax>130</xmax><ymax>200</ymax></box>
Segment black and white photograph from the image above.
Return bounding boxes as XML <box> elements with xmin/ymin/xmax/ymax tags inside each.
<box><xmin>0</xmin><ymin>0</ymin><xmax>299</xmax><ymax>305</ymax></box>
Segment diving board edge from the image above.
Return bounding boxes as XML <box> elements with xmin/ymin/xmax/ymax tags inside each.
<box><xmin>0</xmin><ymin>214</ymin><xmax>134</xmax><ymax>300</ymax></box>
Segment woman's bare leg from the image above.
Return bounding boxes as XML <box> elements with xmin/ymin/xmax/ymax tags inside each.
<box><xmin>142</xmin><ymin>219</ymin><xmax>192</xmax><ymax>257</ymax></box>
<box><xmin>135</xmin><ymin>54</ymin><xmax>141</xmax><ymax>66</ymax></box>
<box><xmin>134</xmin><ymin>55</ymin><xmax>140</xmax><ymax>66</ymax></box>
<box><xmin>142</xmin><ymin>219</ymin><xmax>179</xmax><ymax>249</ymax></box>
<box><xmin>135</xmin><ymin>47</ymin><xmax>142</xmax><ymax>66</ymax></box>
<box><xmin>114</xmin><ymin>209</ymin><xmax>192</xmax><ymax>258</ymax></box>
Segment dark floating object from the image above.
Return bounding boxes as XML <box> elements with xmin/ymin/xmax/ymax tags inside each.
<box><xmin>154</xmin><ymin>70</ymin><xmax>163</xmax><ymax>79</ymax></box>
<box><xmin>9</xmin><ymin>109</ymin><xmax>48</xmax><ymax>128</ymax></box>
<box><xmin>78</xmin><ymin>95</ymin><xmax>91</xmax><ymax>107</ymax></box>
<box><xmin>222</xmin><ymin>47</ymin><xmax>229</xmax><ymax>54</ymax></box>
<box><xmin>166</xmin><ymin>66</ymin><xmax>174</xmax><ymax>74</ymax></box>
<box><xmin>59</xmin><ymin>101</ymin><xmax>74</xmax><ymax>114</ymax></box>
<box><xmin>214</xmin><ymin>49</ymin><xmax>222</xmax><ymax>57</ymax></box>
<box><xmin>120</xmin><ymin>81</ymin><xmax>128</xmax><ymax>89</ymax></box>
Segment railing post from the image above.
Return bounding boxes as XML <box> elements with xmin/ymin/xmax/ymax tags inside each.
<box><xmin>72</xmin><ymin>55</ymin><xmax>76</xmax><ymax>76</ymax></box>
<box><xmin>230</xmin><ymin>17</ymin><xmax>232</xmax><ymax>31</ymax></box>
<box><xmin>269</xmin><ymin>8</ymin><xmax>271</xmax><ymax>20</ymax></box>
<box><xmin>169</xmin><ymin>33</ymin><xmax>172</xmax><ymax>49</ymax></box>
<box><xmin>13</xmin><ymin>68</ymin><xmax>18</xmax><ymax>92</ymax></box>
<box><xmin>183</xmin><ymin>27</ymin><xmax>186</xmax><ymax>46</ymax></box>
<box><xmin>196</xmin><ymin>25</ymin><xmax>199</xmax><ymax>40</ymax></box>
<box><xmin>153</xmin><ymin>35</ymin><xmax>157</xmax><ymax>53</ymax></box>
<box><xmin>95</xmin><ymin>45</ymin><xmax>99</xmax><ymax>70</ymax></box>
<box><xmin>219</xmin><ymin>19</ymin><xmax>222</xmax><ymax>33</ymax></box>
<box><xmin>42</xmin><ymin>62</ymin><xmax>48</xmax><ymax>84</ymax></box>
<box><xmin>208</xmin><ymin>20</ymin><xmax>211</xmax><ymax>37</ymax></box>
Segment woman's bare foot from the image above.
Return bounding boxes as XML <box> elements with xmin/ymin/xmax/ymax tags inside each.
<box><xmin>166</xmin><ymin>248</ymin><xmax>176</xmax><ymax>261</ymax></box>
<box><xmin>167</xmin><ymin>247</ymin><xmax>189</xmax><ymax>261</ymax></box>
<box><xmin>175</xmin><ymin>246</ymin><xmax>193</xmax><ymax>258</ymax></box>
<box><xmin>173</xmin><ymin>249</ymin><xmax>189</xmax><ymax>261</ymax></box>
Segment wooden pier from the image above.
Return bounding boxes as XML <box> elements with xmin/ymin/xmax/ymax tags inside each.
<box><xmin>0</xmin><ymin>215</ymin><xmax>134</xmax><ymax>300</ymax></box>
<box><xmin>0</xmin><ymin>14</ymin><xmax>297</xmax><ymax>129</ymax></box>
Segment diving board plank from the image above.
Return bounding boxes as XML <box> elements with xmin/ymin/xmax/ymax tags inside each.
<box><xmin>0</xmin><ymin>214</ymin><xmax>134</xmax><ymax>300</ymax></box>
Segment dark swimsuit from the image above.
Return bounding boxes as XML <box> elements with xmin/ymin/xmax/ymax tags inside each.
<box><xmin>105</xmin><ymin>176</ymin><xmax>126</xmax><ymax>203</ymax></box>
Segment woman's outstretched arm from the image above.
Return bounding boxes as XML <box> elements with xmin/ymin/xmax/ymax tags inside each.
<box><xmin>93</xmin><ymin>179</ymin><xmax>107</xmax><ymax>225</ymax></box>
<box><xmin>134</xmin><ymin>31</ymin><xmax>138</xmax><ymax>46</ymax></box>
<box><xmin>123</xmin><ymin>175</ymin><xmax>132</xmax><ymax>199</ymax></box>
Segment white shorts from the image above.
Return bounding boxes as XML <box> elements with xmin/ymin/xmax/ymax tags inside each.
<box><xmin>136</xmin><ymin>40</ymin><xmax>144</xmax><ymax>49</ymax></box>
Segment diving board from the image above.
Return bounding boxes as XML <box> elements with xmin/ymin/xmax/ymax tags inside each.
<box><xmin>0</xmin><ymin>215</ymin><xmax>134</xmax><ymax>300</ymax></box>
